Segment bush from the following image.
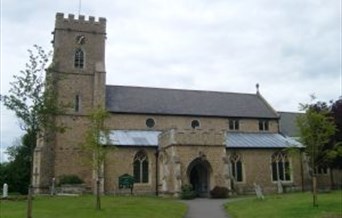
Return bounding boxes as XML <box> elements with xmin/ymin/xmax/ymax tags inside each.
<box><xmin>210</xmin><ymin>186</ymin><xmax>229</xmax><ymax>198</ymax></box>
<box><xmin>180</xmin><ymin>184</ymin><xmax>196</xmax><ymax>200</ymax></box>
<box><xmin>58</xmin><ymin>175</ymin><xmax>84</xmax><ymax>185</ymax></box>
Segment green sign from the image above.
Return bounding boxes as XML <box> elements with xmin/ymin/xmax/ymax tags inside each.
<box><xmin>119</xmin><ymin>174</ymin><xmax>134</xmax><ymax>190</ymax></box>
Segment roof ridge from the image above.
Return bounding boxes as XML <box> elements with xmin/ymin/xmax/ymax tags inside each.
<box><xmin>106</xmin><ymin>84</ymin><xmax>257</xmax><ymax>96</ymax></box>
<box><xmin>256</xmin><ymin>92</ymin><xmax>279</xmax><ymax>118</ymax></box>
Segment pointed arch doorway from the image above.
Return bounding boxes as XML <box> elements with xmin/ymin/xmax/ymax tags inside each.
<box><xmin>187</xmin><ymin>158</ymin><xmax>212</xmax><ymax>197</ymax></box>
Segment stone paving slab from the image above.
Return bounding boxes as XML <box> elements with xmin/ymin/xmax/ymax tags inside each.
<box><xmin>182</xmin><ymin>198</ymin><xmax>230</xmax><ymax>218</ymax></box>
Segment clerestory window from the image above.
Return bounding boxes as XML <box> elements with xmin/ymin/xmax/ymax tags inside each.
<box><xmin>191</xmin><ymin>120</ymin><xmax>200</xmax><ymax>129</ymax></box>
<box><xmin>259</xmin><ymin>120</ymin><xmax>269</xmax><ymax>131</ymax></box>
<box><xmin>229</xmin><ymin>119</ymin><xmax>240</xmax><ymax>130</ymax></box>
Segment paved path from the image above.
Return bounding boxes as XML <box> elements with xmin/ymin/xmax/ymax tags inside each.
<box><xmin>182</xmin><ymin>198</ymin><xmax>230</xmax><ymax>218</ymax></box>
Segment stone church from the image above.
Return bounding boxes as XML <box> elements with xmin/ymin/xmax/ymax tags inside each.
<box><xmin>33</xmin><ymin>13</ymin><xmax>333</xmax><ymax>196</ymax></box>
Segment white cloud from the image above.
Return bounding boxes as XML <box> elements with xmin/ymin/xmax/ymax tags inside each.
<box><xmin>1</xmin><ymin>0</ymin><xmax>341</xmax><ymax>151</ymax></box>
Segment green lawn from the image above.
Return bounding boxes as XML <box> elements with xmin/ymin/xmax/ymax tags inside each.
<box><xmin>225</xmin><ymin>191</ymin><xmax>342</xmax><ymax>218</ymax></box>
<box><xmin>0</xmin><ymin>195</ymin><xmax>187</xmax><ymax>218</ymax></box>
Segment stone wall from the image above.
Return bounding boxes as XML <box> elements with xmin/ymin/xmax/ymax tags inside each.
<box><xmin>104</xmin><ymin>147</ymin><xmax>158</xmax><ymax>195</ymax></box>
<box><xmin>226</xmin><ymin>149</ymin><xmax>307</xmax><ymax>194</ymax></box>
<box><xmin>158</xmin><ymin>129</ymin><xmax>229</xmax><ymax>196</ymax></box>
<box><xmin>106</xmin><ymin>114</ymin><xmax>279</xmax><ymax>133</ymax></box>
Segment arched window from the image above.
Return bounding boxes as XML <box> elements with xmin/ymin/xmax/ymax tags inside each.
<box><xmin>74</xmin><ymin>49</ymin><xmax>84</xmax><ymax>68</ymax></box>
<box><xmin>271</xmin><ymin>152</ymin><xmax>291</xmax><ymax>181</ymax></box>
<box><xmin>133</xmin><ymin>151</ymin><xmax>148</xmax><ymax>183</ymax></box>
<box><xmin>229</xmin><ymin>153</ymin><xmax>243</xmax><ymax>182</ymax></box>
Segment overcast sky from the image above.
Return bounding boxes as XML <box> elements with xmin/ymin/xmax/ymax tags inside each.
<box><xmin>1</xmin><ymin>0</ymin><xmax>341</xmax><ymax>162</ymax></box>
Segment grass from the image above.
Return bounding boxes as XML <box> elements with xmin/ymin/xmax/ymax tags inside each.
<box><xmin>225</xmin><ymin>191</ymin><xmax>342</xmax><ymax>218</ymax></box>
<box><xmin>0</xmin><ymin>195</ymin><xmax>187</xmax><ymax>218</ymax></box>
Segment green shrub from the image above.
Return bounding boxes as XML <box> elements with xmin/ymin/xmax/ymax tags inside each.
<box><xmin>58</xmin><ymin>175</ymin><xmax>84</xmax><ymax>185</ymax></box>
<box><xmin>180</xmin><ymin>184</ymin><xmax>196</xmax><ymax>200</ymax></box>
<box><xmin>210</xmin><ymin>186</ymin><xmax>228</xmax><ymax>198</ymax></box>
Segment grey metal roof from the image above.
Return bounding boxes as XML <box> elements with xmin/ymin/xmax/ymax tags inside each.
<box><xmin>104</xmin><ymin>130</ymin><xmax>302</xmax><ymax>148</ymax></box>
<box><xmin>106</xmin><ymin>86</ymin><xmax>279</xmax><ymax>118</ymax></box>
<box><xmin>226</xmin><ymin>133</ymin><xmax>302</xmax><ymax>148</ymax></box>
<box><xmin>106</xmin><ymin>130</ymin><xmax>161</xmax><ymax>147</ymax></box>
<box><xmin>278</xmin><ymin>112</ymin><xmax>303</xmax><ymax>137</ymax></box>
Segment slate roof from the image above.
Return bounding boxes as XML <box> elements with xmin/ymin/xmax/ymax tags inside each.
<box><xmin>106</xmin><ymin>85</ymin><xmax>279</xmax><ymax>118</ymax></box>
<box><xmin>226</xmin><ymin>133</ymin><xmax>302</xmax><ymax>148</ymax></box>
<box><xmin>279</xmin><ymin>112</ymin><xmax>303</xmax><ymax>137</ymax></box>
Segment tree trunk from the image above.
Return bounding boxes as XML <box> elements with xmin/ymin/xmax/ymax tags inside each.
<box><xmin>96</xmin><ymin>179</ymin><xmax>101</xmax><ymax>210</ymax></box>
<box><xmin>27</xmin><ymin>185</ymin><xmax>33</xmax><ymax>218</ymax></box>
<box><xmin>27</xmin><ymin>134</ymin><xmax>35</xmax><ymax>218</ymax></box>
<box><xmin>330</xmin><ymin>168</ymin><xmax>334</xmax><ymax>190</ymax></box>
<box><xmin>312</xmin><ymin>176</ymin><xmax>318</xmax><ymax>207</ymax></box>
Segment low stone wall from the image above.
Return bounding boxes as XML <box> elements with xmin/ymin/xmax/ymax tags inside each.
<box><xmin>60</xmin><ymin>184</ymin><xmax>86</xmax><ymax>194</ymax></box>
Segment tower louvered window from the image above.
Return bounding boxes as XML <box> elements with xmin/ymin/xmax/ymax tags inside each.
<box><xmin>133</xmin><ymin>151</ymin><xmax>148</xmax><ymax>183</ymax></box>
<box><xmin>74</xmin><ymin>49</ymin><xmax>84</xmax><ymax>68</ymax></box>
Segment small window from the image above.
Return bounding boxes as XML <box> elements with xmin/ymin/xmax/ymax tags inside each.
<box><xmin>74</xmin><ymin>49</ymin><xmax>84</xmax><ymax>68</ymax></box>
<box><xmin>259</xmin><ymin>120</ymin><xmax>269</xmax><ymax>131</ymax></box>
<box><xmin>146</xmin><ymin>118</ymin><xmax>155</xmax><ymax>128</ymax></box>
<box><xmin>191</xmin><ymin>120</ymin><xmax>200</xmax><ymax>129</ymax></box>
<box><xmin>271</xmin><ymin>152</ymin><xmax>291</xmax><ymax>182</ymax></box>
<box><xmin>75</xmin><ymin>95</ymin><xmax>80</xmax><ymax>112</ymax></box>
<box><xmin>229</xmin><ymin>119</ymin><xmax>240</xmax><ymax>130</ymax></box>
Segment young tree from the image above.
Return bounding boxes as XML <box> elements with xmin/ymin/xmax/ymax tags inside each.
<box><xmin>297</xmin><ymin>99</ymin><xmax>336</xmax><ymax>207</ymax></box>
<box><xmin>81</xmin><ymin>106</ymin><xmax>110</xmax><ymax>210</ymax></box>
<box><xmin>1</xmin><ymin>45</ymin><xmax>61</xmax><ymax>218</ymax></box>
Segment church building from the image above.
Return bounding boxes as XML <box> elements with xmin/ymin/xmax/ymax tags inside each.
<box><xmin>33</xmin><ymin>13</ymin><xmax>333</xmax><ymax>196</ymax></box>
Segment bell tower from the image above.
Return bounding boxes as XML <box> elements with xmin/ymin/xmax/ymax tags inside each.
<box><xmin>52</xmin><ymin>13</ymin><xmax>107</xmax><ymax>112</ymax></box>
<box><xmin>33</xmin><ymin>13</ymin><xmax>107</xmax><ymax>193</ymax></box>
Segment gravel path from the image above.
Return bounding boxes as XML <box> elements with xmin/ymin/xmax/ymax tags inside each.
<box><xmin>182</xmin><ymin>198</ymin><xmax>231</xmax><ymax>218</ymax></box>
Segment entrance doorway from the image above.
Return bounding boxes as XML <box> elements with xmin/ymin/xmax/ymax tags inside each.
<box><xmin>187</xmin><ymin>158</ymin><xmax>212</xmax><ymax>197</ymax></box>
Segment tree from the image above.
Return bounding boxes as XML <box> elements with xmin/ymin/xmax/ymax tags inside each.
<box><xmin>81</xmin><ymin>106</ymin><xmax>110</xmax><ymax>210</ymax></box>
<box><xmin>297</xmin><ymin>98</ymin><xmax>336</xmax><ymax>207</ymax></box>
<box><xmin>330</xmin><ymin>99</ymin><xmax>342</xmax><ymax>166</ymax></box>
<box><xmin>0</xmin><ymin>133</ymin><xmax>35</xmax><ymax>194</ymax></box>
<box><xmin>0</xmin><ymin>45</ymin><xmax>61</xmax><ymax>218</ymax></box>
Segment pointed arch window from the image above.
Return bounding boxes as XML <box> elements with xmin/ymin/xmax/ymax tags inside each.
<box><xmin>74</xmin><ymin>49</ymin><xmax>85</xmax><ymax>68</ymax></box>
<box><xmin>271</xmin><ymin>151</ymin><xmax>291</xmax><ymax>182</ymax></box>
<box><xmin>133</xmin><ymin>151</ymin><xmax>149</xmax><ymax>183</ymax></box>
<box><xmin>229</xmin><ymin>153</ymin><xmax>243</xmax><ymax>182</ymax></box>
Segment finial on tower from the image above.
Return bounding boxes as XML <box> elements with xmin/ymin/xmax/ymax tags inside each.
<box><xmin>256</xmin><ymin>83</ymin><xmax>260</xmax><ymax>94</ymax></box>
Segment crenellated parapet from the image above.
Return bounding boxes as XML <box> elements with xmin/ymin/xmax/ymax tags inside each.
<box><xmin>55</xmin><ymin>12</ymin><xmax>106</xmax><ymax>34</ymax></box>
